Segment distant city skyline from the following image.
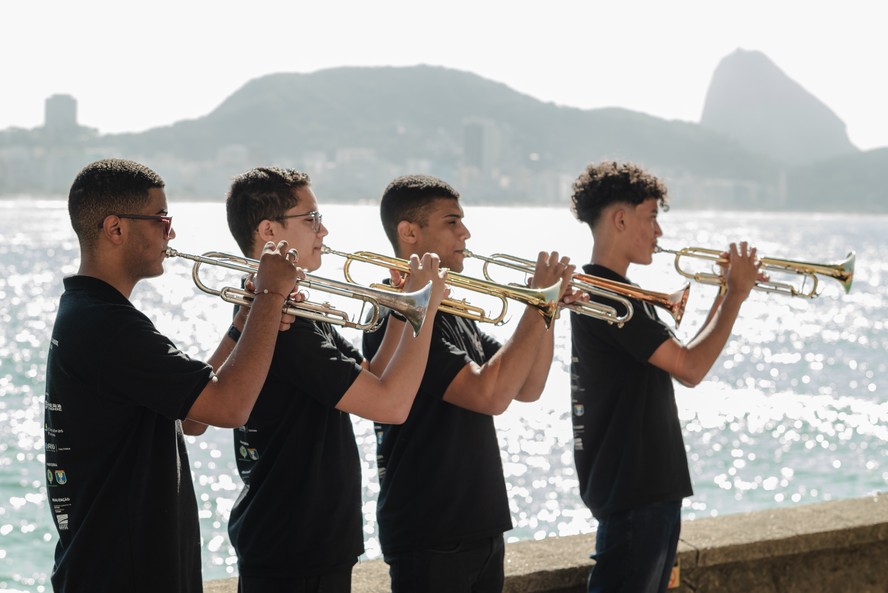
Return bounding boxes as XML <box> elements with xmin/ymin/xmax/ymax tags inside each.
<box><xmin>4</xmin><ymin>0</ymin><xmax>888</xmax><ymax>150</ymax></box>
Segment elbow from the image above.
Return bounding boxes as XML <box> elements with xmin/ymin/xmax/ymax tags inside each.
<box><xmin>672</xmin><ymin>367</ymin><xmax>705</xmax><ymax>388</ymax></box>
<box><xmin>481</xmin><ymin>394</ymin><xmax>512</xmax><ymax>416</ymax></box>
<box><xmin>213</xmin><ymin>409</ymin><xmax>251</xmax><ymax>429</ymax></box>
<box><xmin>381</xmin><ymin>404</ymin><xmax>412</xmax><ymax>425</ymax></box>
<box><xmin>373</xmin><ymin>393</ymin><xmax>415</xmax><ymax>425</ymax></box>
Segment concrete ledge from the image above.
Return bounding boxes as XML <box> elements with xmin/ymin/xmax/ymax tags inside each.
<box><xmin>205</xmin><ymin>493</ymin><xmax>887</xmax><ymax>593</ymax></box>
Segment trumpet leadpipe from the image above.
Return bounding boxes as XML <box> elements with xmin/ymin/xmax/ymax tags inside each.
<box><xmin>164</xmin><ymin>248</ymin><xmax>431</xmax><ymax>335</ymax></box>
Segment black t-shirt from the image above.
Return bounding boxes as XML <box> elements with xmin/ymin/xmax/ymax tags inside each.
<box><xmin>363</xmin><ymin>312</ymin><xmax>512</xmax><ymax>555</ymax></box>
<box><xmin>228</xmin><ymin>318</ymin><xmax>364</xmax><ymax>578</ymax></box>
<box><xmin>570</xmin><ymin>264</ymin><xmax>693</xmax><ymax>519</ymax></box>
<box><xmin>44</xmin><ymin>276</ymin><xmax>213</xmax><ymax>593</ymax></box>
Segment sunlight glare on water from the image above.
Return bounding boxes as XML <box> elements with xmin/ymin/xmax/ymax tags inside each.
<box><xmin>0</xmin><ymin>200</ymin><xmax>885</xmax><ymax>591</ymax></box>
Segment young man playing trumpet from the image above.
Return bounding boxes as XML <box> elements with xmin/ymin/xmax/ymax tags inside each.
<box><xmin>222</xmin><ymin>167</ymin><xmax>447</xmax><ymax>593</ymax></box>
<box><xmin>44</xmin><ymin>159</ymin><xmax>300</xmax><ymax>592</ymax></box>
<box><xmin>362</xmin><ymin>174</ymin><xmax>580</xmax><ymax>593</ymax></box>
<box><xmin>569</xmin><ymin>161</ymin><xmax>762</xmax><ymax>593</ymax></box>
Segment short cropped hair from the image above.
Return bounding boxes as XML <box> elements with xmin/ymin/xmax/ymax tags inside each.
<box><xmin>571</xmin><ymin>162</ymin><xmax>669</xmax><ymax>229</ymax></box>
<box><xmin>380</xmin><ymin>175</ymin><xmax>460</xmax><ymax>252</ymax></box>
<box><xmin>226</xmin><ymin>167</ymin><xmax>311</xmax><ymax>256</ymax></box>
<box><xmin>68</xmin><ymin>158</ymin><xmax>165</xmax><ymax>249</ymax></box>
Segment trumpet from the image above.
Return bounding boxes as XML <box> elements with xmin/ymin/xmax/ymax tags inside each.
<box><xmin>165</xmin><ymin>248</ymin><xmax>432</xmax><ymax>336</ymax></box>
<box><xmin>320</xmin><ymin>245</ymin><xmax>563</xmax><ymax>328</ymax></box>
<box><xmin>656</xmin><ymin>246</ymin><xmax>855</xmax><ymax>298</ymax></box>
<box><xmin>465</xmin><ymin>251</ymin><xmax>690</xmax><ymax>328</ymax></box>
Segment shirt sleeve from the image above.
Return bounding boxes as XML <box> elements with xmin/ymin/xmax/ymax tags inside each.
<box><xmin>99</xmin><ymin>313</ymin><xmax>214</xmax><ymax>421</ymax></box>
<box><xmin>596</xmin><ymin>301</ymin><xmax>674</xmax><ymax>363</ymax></box>
<box><xmin>270</xmin><ymin>319</ymin><xmax>364</xmax><ymax>408</ymax></box>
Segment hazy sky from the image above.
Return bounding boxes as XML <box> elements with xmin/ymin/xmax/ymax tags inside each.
<box><xmin>3</xmin><ymin>1</ymin><xmax>886</xmax><ymax>150</ymax></box>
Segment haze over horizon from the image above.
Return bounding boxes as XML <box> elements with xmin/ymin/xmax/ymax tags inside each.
<box><xmin>4</xmin><ymin>0</ymin><xmax>887</xmax><ymax>150</ymax></box>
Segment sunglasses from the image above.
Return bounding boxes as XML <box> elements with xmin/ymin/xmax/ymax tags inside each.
<box><xmin>100</xmin><ymin>213</ymin><xmax>174</xmax><ymax>239</ymax></box>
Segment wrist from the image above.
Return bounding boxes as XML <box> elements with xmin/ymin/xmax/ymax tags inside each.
<box><xmin>254</xmin><ymin>287</ymin><xmax>289</xmax><ymax>301</ymax></box>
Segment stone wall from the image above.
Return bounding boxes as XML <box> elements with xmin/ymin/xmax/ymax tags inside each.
<box><xmin>205</xmin><ymin>493</ymin><xmax>887</xmax><ymax>593</ymax></box>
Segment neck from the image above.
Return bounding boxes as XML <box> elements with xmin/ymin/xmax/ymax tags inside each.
<box><xmin>591</xmin><ymin>237</ymin><xmax>630</xmax><ymax>277</ymax></box>
<box><xmin>77</xmin><ymin>255</ymin><xmax>138</xmax><ymax>299</ymax></box>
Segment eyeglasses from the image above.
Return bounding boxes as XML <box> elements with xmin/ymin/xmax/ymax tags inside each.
<box><xmin>273</xmin><ymin>210</ymin><xmax>323</xmax><ymax>233</ymax></box>
<box><xmin>99</xmin><ymin>214</ymin><xmax>173</xmax><ymax>239</ymax></box>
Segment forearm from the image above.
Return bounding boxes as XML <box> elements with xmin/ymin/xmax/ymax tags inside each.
<box><xmin>367</xmin><ymin>316</ymin><xmax>406</xmax><ymax>376</ymax></box>
<box><xmin>515</xmin><ymin>314</ymin><xmax>555</xmax><ymax>402</ymax></box>
<box><xmin>339</xmin><ymin>313</ymin><xmax>434</xmax><ymax>423</ymax></box>
<box><xmin>679</xmin><ymin>291</ymin><xmax>744</xmax><ymax>385</ymax></box>
<box><xmin>190</xmin><ymin>293</ymin><xmax>286</xmax><ymax>427</ymax></box>
<box><xmin>470</xmin><ymin>307</ymin><xmax>550</xmax><ymax>410</ymax></box>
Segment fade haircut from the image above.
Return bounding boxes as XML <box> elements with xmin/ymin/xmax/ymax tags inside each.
<box><xmin>380</xmin><ymin>175</ymin><xmax>461</xmax><ymax>252</ymax></box>
<box><xmin>571</xmin><ymin>162</ymin><xmax>669</xmax><ymax>230</ymax></box>
<box><xmin>226</xmin><ymin>167</ymin><xmax>311</xmax><ymax>256</ymax></box>
<box><xmin>68</xmin><ymin>158</ymin><xmax>165</xmax><ymax>249</ymax></box>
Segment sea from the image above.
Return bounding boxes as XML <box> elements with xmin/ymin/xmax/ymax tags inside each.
<box><xmin>0</xmin><ymin>198</ymin><xmax>885</xmax><ymax>592</ymax></box>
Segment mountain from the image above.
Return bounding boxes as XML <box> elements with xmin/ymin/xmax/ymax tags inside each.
<box><xmin>2</xmin><ymin>59</ymin><xmax>887</xmax><ymax>210</ymax></box>
<box><xmin>700</xmin><ymin>49</ymin><xmax>858</xmax><ymax>165</ymax></box>
<box><xmin>98</xmin><ymin>65</ymin><xmax>779</xmax><ymax>203</ymax></box>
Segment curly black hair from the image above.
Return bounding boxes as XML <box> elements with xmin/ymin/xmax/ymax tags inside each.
<box><xmin>571</xmin><ymin>162</ymin><xmax>669</xmax><ymax>229</ymax></box>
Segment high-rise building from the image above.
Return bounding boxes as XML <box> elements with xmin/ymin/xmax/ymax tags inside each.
<box><xmin>44</xmin><ymin>94</ymin><xmax>78</xmax><ymax>137</ymax></box>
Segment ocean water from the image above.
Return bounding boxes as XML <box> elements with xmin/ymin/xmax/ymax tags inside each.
<box><xmin>0</xmin><ymin>198</ymin><xmax>885</xmax><ymax>592</ymax></box>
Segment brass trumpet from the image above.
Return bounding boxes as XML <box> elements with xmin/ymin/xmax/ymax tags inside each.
<box><xmin>165</xmin><ymin>248</ymin><xmax>432</xmax><ymax>336</ymax></box>
<box><xmin>656</xmin><ymin>246</ymin><xmax>855</xmax><ymax>298</ymax></box>
<box><xmin>466</xmin><ymin>251</ymin><xmax>690</xmax><ymax>328</ymax></box>
<box><xmin>320</xmin><ymin>245</ymin><xmax>562</xmax><ymax>328</ymax></box>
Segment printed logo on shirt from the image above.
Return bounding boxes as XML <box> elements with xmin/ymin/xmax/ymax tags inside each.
<box><xmin>573</xmin><ymin>403</ymin><xmax>585</xmax><ymax>417</ymax></box>
<box><xmin>56</xmin><ymin>513</ymin><xmax>69</xmax><ymax>531</ymax></box>
<box><xmin>45</xmin><ymin>401</ymin><xmax>62</xmax><ymax>412</ymax></box>
<box><xmin>239</xmin><ymin>445</ymin><xmax>259</xmax><ymax>461</ymax></box>
<box><xmin>48</xmin><ymin>469</ymin><xmax>68</xmax><ymax>485</ymax></box>
<box><xmin>468</xmin><ymin>332</ymin><xmax>484</xmax><ymax>357</ymax></box>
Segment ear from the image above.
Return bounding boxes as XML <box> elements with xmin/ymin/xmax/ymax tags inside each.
<box><xmin>255</xmin><ymin>219</ymin><xmax>276</xmax><ymax>243</ymax></box>
<box><xmin>612</xmin><ymin>207</ymin><xmax>627</xmax><ymax>232</ymax></box>
<box><xmin>99</xmin><ymin>215</ymin><xmax>126</xmax><ymax>246</ymax></box>
<box><xmin>396</xmin><ymin>219</ymin><xmax>419</xmax><ymax>247</ymax></box>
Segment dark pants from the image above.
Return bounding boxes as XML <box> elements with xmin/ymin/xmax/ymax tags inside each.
<box><xmin>385</xmin><ymin>534</ymin><xmax>505</xmax><ymax>593</ymax></box>
<box><xmin>237</xmin><ymin>568</ymin><xmax>352</xmax><ymax>593</ymax></box>
<box><xmin>587</xmin><ymin>500</ymin><xmax>682</xmax><ymax>593</ymax></box>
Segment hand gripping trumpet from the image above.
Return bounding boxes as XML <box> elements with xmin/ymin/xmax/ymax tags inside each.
<box><xmin>464</xmin><ymin>251</ymin><xmax>691</xmax><ymax>328</ymax></box>
<box><xmin>655</xmin><ymin>246</ymin><xmax>855</xmax><ymax>298</ymax></box>
<box><xmin>320</xmin><ymin>246</ymin><xmax>563</xmax><ymax>328</ymax></box>
<box><xmin>164</xmin><ymin>248</ymin><xmax>432</xmax><ymax>336</ymax></box>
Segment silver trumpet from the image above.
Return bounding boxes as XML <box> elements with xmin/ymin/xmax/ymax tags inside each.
<box><xmin>656</xmin><ymin>245</ymin><xmax>855</xmax><ymax>298</ymax></box>
<box><xmin>165</xmin><ymin>248</ymin><xmax>432</xmax><ymax>336</ymax></box>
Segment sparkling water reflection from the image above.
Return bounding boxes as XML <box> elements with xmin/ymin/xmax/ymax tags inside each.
<box><xmin>0</xmin><ymin>200</ymin><xmax>885</xmax><ymax>591</ymax></box>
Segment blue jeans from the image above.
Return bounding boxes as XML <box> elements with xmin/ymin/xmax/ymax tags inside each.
<box><xmin>587</xmin><ymin>501</ymin><xmax>682</xmax><ymax>593</ymax></box>
<box><xmin>385</xmin><ymin>534</ymin><xmax>505</xmax><ymax>593</ymax></box>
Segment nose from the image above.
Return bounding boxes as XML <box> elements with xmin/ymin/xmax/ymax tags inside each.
<box><xmin>318</xmin><ymin>223</ymin><xmax>329</xmax><ymax>237</ymax></box>
<box><xmin>654</xmin><ymin>221</ymin><xmax>662</xmax><ymax>238</ymax></box>
<box><xmin>168</xmin><ymin>226</ymin><xmax>176</xmax><ymax>240</ymax></box>
<box><xmin>460</xmin><ymin>221</ymin><xmax>471</xmax><ymax>240</ymax></box>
